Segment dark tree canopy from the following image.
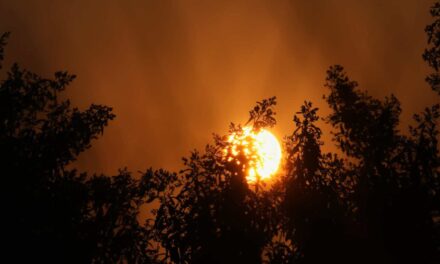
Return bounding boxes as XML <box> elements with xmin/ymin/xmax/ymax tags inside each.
<box><xmin>2</xmin><ymin>1</ymin><xmax>440</xmax><ymax>264</ymax></box>
<box><xmin>424</xmin><ymin>1</ymin><xmax>440</xmax><ymax>95</ymax></box>
<box><xmin>153</xmin><ymin>97</ymin><xmax>279</xmax><ymax>264</ymax></box>
<box><xmin>0</xmin><ymin>33</ymin><xmax>162</xmax><ymax>263</ymax></box>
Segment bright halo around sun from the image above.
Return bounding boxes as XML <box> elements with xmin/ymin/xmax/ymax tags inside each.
<box><xmin>226</xmin><ymin>126</ymin><xmax>282</xmax><ymax>184</ymax></box>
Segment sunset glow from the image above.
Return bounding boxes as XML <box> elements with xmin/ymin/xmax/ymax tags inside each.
<box><xmin>226</xmin><ymin>127</ymin><xmax>282</xmax><ymax>183</ymax></box>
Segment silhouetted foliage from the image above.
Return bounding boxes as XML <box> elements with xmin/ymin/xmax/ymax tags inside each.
<box><xmin>280</xmin><ymin>101</ymin><xmax>354</xmax><ymax>263</ymax></box>
<box><xmin>153</xmin><ymin>97</ymin><xmax>279</xmax><ymax>264</ymax></box>
<box><xmin>0</xmin><ymin>33</ymin><xmax>161</xmax><ymax>263</ymax></box>
<box><xmin>424</xmin><ymin>2</ymin><xmax>440</xmax><ymax>95</ymax></box>
<box><xmin>3</xmin><ymin>1</ymin><xmax>440</xmax><ymax>263</ymax></box>
<box><xmin>323</xmin><ymin>65</ymin><xmax>438</xmax><ymax>263</ymax></box>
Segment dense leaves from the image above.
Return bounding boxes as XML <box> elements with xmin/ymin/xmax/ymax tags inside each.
<box><xmin>0</xmin><ymin>34</ymin><xmax>161</xmax><ymax>263</ymax></box>
<box><xmin>424</xmin><ymin>2</ymin><xmax>440</xmax><ymax>95</ymax></box>
<box><xmin>153</xmin><ymin>98</ymin><xmax>279</xmax><ymax>264</ymax></box>
<box><xmin>3</xmin><ymin>1</ymin><xmax>440</xmax><ymax>263</ymax></box>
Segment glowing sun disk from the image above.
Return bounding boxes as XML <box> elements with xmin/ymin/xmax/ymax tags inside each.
<box><xmin>227</xmin><ymin>127</ymin><xmax>282</xmax><ymax>183</ymax></box>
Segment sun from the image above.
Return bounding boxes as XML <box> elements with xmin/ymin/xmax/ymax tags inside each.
<box><xmin>226</xmin><ymin>126</ymin><xmax>282</xmax><ymax>183</ymax></box>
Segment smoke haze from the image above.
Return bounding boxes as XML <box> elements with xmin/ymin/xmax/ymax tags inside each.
<box><xmin>0</xmin><ymin>0</ymin><xmax>437</xmax><ymax>174</ymax></box>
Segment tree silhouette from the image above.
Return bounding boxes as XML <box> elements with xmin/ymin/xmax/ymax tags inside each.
<box><xmin>151</xmin><ymin>1</ymin><xmax>440</xmax><ymax>261</ymax></box>
<box><xmin>153</xmin><ymin>98</ymin><xmax>279</xmax><ymax>264</ymax></box>
<box><xmin>280</xmin><ymin>101</ymin><xmax>355</xmax><ymax>263</ymax></box>
<box><xmin>2</xmin><ymin>1</ymin><xmax>440</xmax><ymax>263</ymax></box>
<box><xmin>0</xmin><ymin>33</ymin><xmax>161</xmax><ymax>263</ymax></box>
<box><xmin>424</xmin><ymin>1</ymin><xmax>440</xmax><ymax>95</ymax></box>
<box><xmin>323</xmin><ymin>65</ymin><xmax>439</xmax><ymax>263</ymax></box>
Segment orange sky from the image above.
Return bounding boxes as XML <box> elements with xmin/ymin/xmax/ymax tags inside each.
<box><xmin>0</xmin><ymin>0</ymin><xmax>438</xmax><ymax>174</ymax></box>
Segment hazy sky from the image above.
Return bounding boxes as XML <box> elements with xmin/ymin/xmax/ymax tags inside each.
<box><xmin>0</xmin><ymin>0</ymin><xmax>438</xmax><ymax>174</ymax></box>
